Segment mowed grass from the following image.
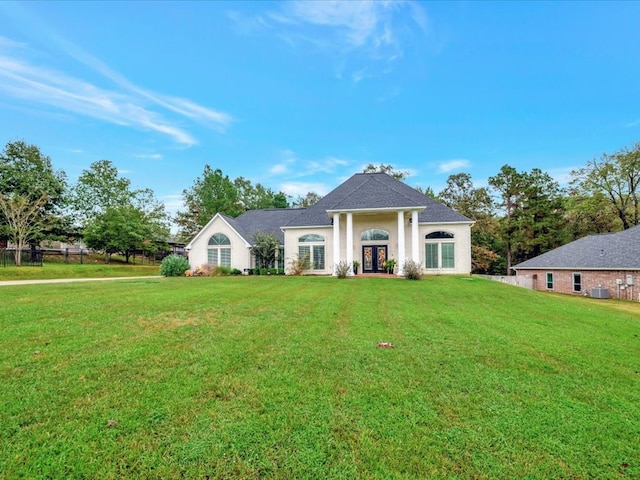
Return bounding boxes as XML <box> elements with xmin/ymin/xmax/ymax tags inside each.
<box><xmin>0</xmin><ymin>263</ymin><xmax>159</xmax><ymax>281</ymax></box>
<box><xmin>1</xmin><ymin>276</ymin><xmax>639</xmax><ymax>479</ymax></box>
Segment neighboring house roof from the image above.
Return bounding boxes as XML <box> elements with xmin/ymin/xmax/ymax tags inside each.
<box><xmin>283</xmin><ymin>172</ymin><xmax>472</xmax><ymax>227</ymax></box>
<box><xmin>513</xmin><ymin>226</ymin><xmax>640</xmax><ymax>270</ymax></box>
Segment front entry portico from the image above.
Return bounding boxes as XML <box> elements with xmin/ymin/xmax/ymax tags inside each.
<box><xmin>362</xmin><ymin>245</ymin><xmax>387</xmax><ymax>273</ymax></box>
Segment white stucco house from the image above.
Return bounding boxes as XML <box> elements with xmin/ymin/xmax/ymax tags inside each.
<box><xmin>186</xmin><ymin>172</ymin><xmax>474</xmax><ymax>276</ymax></box>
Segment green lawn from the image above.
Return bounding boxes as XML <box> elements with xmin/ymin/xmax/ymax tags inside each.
<box><xmin>0</xmin><ymin>263</ymin><xmax>159</xmax><ymax>281</ymax></box>
<box><xmin>1</xmin><ymin>276</ymin><xmax>639</xmax><ymax>479</ymax></box>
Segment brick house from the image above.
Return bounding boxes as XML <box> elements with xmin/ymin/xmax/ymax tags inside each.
<box><xmin>512</xmin><ymin>226</ymin><xmax>640</xmax><ymax>300</ymax></box>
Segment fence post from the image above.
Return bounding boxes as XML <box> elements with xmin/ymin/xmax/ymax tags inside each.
<box><xmin>80</xmin><ymin>249</ymin><xmax>84</xmax><ymax>264</ymax></box>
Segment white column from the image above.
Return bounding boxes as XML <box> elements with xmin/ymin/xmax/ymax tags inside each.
<box><xmin>333</xmin><ymin>213</ymin><xmax>341</xmax><ymax>276</ymax></box>
<box><xmin>346</xmin><ymin>212</ymin><xmax>354</xmax><ymax>275</ymax></box>
<box><xmin>411</xmin><ymin>210</ymin><xmax>419</xmax><ymax>262</ymax></box>
<box><xmin>397</xmin><ymin>210</ymin><xmax>406</xmax><ymax>276</ymax></box>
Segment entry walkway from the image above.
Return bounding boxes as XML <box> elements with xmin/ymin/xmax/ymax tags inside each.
<box><xmin>0</xmin><ymin>276</ymin><xmax>162</xmax><ymax>287</ymax></box>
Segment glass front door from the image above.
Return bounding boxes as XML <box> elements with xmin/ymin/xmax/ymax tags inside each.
<box><xmin>362</xmin><ymin>245</ymin><xmax>387</xmax><ymax>273</ymax></box>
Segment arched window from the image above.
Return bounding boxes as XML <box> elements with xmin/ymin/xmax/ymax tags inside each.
<box><xmin>298</xmin><ymin>234</ymin><xmax>325</xmax><ymax>270</ymax></box>
<box><xmin>425</xmin><ymin>231</ymin><xmax>454</xmax><ymax>239</ymax></box>
<box><xmin>425</xmin><ymin>231</ymin><xmax>455</xmax><ymax>269</ymax></box>
<box><xmin>361</xmin><ymin>229</ymin><xmax>389</xmax><ymax>241</ymax></box>
<box><xmin>208</xmin><ymin>233</ymin><xmax>231</xmax><ymax>267</ymax></box>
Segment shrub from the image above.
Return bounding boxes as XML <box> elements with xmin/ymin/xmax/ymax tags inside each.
<box><xmin>403</xmin><ymin>260</ymin><xmax>423</xmax><ymax>280</ymax></box>
<box><xmin>335</xmin><ymin>260</ymin><xmax>350</xmax><ymax>279</ymax></box>
<box><xmin>212</xmin><ymin>266</ymin><xmax>232</xmax><ymax>276</ymax></box>
<box><xmin>231</xmin><ymin>268</ymin><xmax>242</xmax><ymax>275</ymax></box>
<box><xmin>160</xmin><ymin>254</ymin><xmax>190</xmax><ymax>277</ymax></box>
<box><xmin>268</xmin><ymin>268</ymin><xmax>278</xmax><ymax>275</ymax></box>
<box><xmin>288</xmin><ymin>253</ymin><xmax>310</xmax><ymax>276</ymax></box>
<box><xmin>277</xmin><ymin>268</ymin><xmax>285</xmax><ymax>275</ymax></box>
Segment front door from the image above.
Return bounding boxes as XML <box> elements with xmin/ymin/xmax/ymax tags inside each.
<box><xmin>362</xmin><ymin>245</ymin><xmax>387</xmax><ymax>273</ymax></box>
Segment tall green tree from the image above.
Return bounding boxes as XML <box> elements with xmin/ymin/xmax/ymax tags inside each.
<box><xmin>234</xmin><ymin>177</ymin><xmax>289</xmax><ymax>211</ymax></box>
<box><xmin>562</xmin><ymin>190</ymin><xmax>622</xmax><ymax>240</ymax></box>
<box><xmin>438</xmin><ymin>173</ymin><xmax>501</xmax><ymax>274</ymax></box>
<box><xmin>71</xmin><ymin>160</ymin><xmax>169</xmax><ymax>262</ymax></box>
<box><xmin>0</xmin><ymin>140</ymin><xmax>68</xmax><ymax>250</ymax></box>
<box><xmin>489</xmin><ymin>166</ymin><xmax>566</xmax><ymax>274</ymax></box>
<box><xmin>70</xmin><ymin>159</ymin><xmax>132</xmax><ymax>226</ymax></box>
<box><xmin>175</xmin><ymin>165</ymin><xmax>243</xmax><ymax>241</ymax></box>
<box><xmin>571</xmin><ymin>142</ymin><xmax>640</xmax><ymax>230</ymax></box>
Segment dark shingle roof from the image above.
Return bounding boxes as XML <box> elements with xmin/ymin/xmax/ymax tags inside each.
<box><xmin>283</xmin><ymin>172</ymin><xmax>471</xmax><ymax>227</ymax></box>
<box><xmin>227</xmin><ymin>208</ymin><xmax>305</xmax><ymax>244</ymax></box>
<box><xmin>513</xmin><ymin>226</ymin><xmax>640</xmax><ymax>270</ymax></box>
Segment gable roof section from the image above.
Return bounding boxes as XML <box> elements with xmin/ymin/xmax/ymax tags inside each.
<box><xmin>513</xmin><ymin>226</ymin><xmax>640</xmax><ymax>270</ymax></box>
<box><xmin>284</xmin><ymin>172</ymin><xmax>471</xmax><ymax>227</ymax></box>
<box><xmin>186</xmin><ymin>213</ymin><xmax>251</xmax><ymax>249</ymax></box>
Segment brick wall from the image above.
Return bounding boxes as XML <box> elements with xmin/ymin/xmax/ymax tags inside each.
<box><xmin>517</xmin><ymin>269</ymin><xmax>640</xmax><ymax>300</ymax></box>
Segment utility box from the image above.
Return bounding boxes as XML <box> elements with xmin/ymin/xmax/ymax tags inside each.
<box><xmin>627</xmin><ymin>275</ymin><xmax>634</xmax><ymax>286</ymax></box>
<box><xmin>591</xmin><ymin>288</ymin><xmax>610</xmax><ymax>299</ymax></box>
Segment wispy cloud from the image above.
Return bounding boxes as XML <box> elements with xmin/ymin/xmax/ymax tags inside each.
<box><xmin>133</xmin><ymin>153</ymin><xmax>163</xmax><ymax>160</ymax></box>
<box><xmin>253</xmin><ymin>1</ymin><xmax>428</xmax><ymax>82</ymax></box>
<box><xmin>269</xmin><ymin>149</ymin><xmax>352</xmax><ymax>177</ymax></box>
<box><xmin>626</xmin><ymin>119</ymin><xmax>640</xmax><ymax>128</ymax></box>
<box><xmin>279</xmin><ymin>181</ymin><xmax>331</xmax><ymax>197</ymax></box>
<box><xmin>437</xmin><ymin>159</ymin><xmax>470</xmax><ymax>174</ymax></box>
<box><xmin>0</xmin><ymin>35</ymin><xmax>234</xmax><ymax>146</ymax></box>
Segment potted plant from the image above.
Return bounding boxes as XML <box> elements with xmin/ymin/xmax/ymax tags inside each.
<box><xmin>385</xmin><ymin>258</ymin><xmax>396</xmax><ymax>274</ymax></box>
<box><xmin>353</xmin><ymin>260</ymin><xmax>360</xmax><ymax>275</ymax></box>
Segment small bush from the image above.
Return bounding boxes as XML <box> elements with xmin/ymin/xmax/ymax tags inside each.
<box><xmin>212</xmin><ymin>266</ymin><xmax>231</xmax><ymax>276</ymax></box>
<box><xmin>335</xmin><ymin>260</ymin><xmax>350</xmax><ymax>279</ymax></box>
<box><xmin>160</xmin><ymin>254</ymin><xmax>191</xmax><ymax>277</ymax></box>
<box><xmin>288</xmin><ymin>253</ymin><xmax>310</xmax><ymax>276</ymax></box>
<box><xmin>403</xmin><ymin>260</ymin><xmax>423</xmax><ymax>280</ymax></box>
<box><xmin>231</xmin><ymin>268</ymin><xmax>242</xmax><ymax>275</ymax></box>
<box><xmin>277</xmin><ymin>268</ymin><xmax>285</xmax><ymax>275</ymax></box>
<box><xmin>268</xmin><ymin>268</ymin><xmax>278</xmax><ymax>275</ymax></box>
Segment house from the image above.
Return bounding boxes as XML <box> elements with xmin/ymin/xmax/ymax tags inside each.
<box><xmin>186</xmin><ymin>172</ymin><xmax>474</xmax><ymax>276</ymax></box>
<box><xmin>512</xmin><ymin>226</ymin><xmax>640</xmax><ymax>299</ymax></box>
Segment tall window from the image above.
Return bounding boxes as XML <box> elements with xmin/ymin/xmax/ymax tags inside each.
<box><xmin>573</xmin><ymin>273</ymin><xmax>582</xmax><ymax>293</ymax></box>
<box><xmin>298</xmin><ymin>234</ymin><xmax>325</xmax><ymax>270</ymax></box>
<box><xmin>361</xmin><ymin>229</ymin><xmax>389</xmax><ymax>241</ymax></box>
<box><xmin>425</xmin><ymin>232</ymin><xmax>455</xmax><ymax>269</ymax></box>
<box><xmin>546</xmin><ymin>272</ymin><xmax>554</xmax><ymax>290</ymax></box>
<box><xmin>208</xmin><ymin>233</ymin><xmax>231</xmax><ymax>267</ymax></box>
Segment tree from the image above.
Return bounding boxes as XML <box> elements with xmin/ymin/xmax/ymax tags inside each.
<box><xmin>70</xmin><ymin>159</ymin><xmax>132</xmax><ymax>226</ymax></box>
<box><xmin>234</xmin><ymin>177</ymin><xmax>289</xmax><ymax>211</ymax></box>
<box><xmin>83</xmin><ymin>202</ymin><xmax>169</xmax><ymax>263</ymax></box>
<box><xmin>291</xmin><ymin>192</ymin><xmax>322</xmax><ymax>208</ymax></box>
<box><xmin>71</xmin><ymin>160</ymin><xmax>170</xmax><ymax>262</ymax></box>
<box><xmin>175</xmin><ymin>165</ymin><xmax>242</xmax><ymax>240</ymax></box>
<box><xmin>0</xmin><ymin>140</ymin><xmax>67</xmax><ymax>247</ymax></box>
<box><xmin>488</xmin><ymin>165</ymin><xmax>565</xmax><ymax>274</ymax></box>
<box><xmin>562</xmin><ymin>190</ymin><xmax>622</xmax><ymax>241</ymax></box>
<box><xmin>363</xmin><ymin>163</ymin><xmax>410</xmax><ymax>180</ymax></box>
<box><xmin>571</xmin><ymin>142</ymin><xmax>640</xmax><ymax>230</ymax></box>
<box><xmin>251</xmin><ymin>232</ymin><xmax>280</xmax><ymax>269</ymax></box>
<box><xmin>0</xmin><ymin>193</ymin><xmax>49</xmax><ymax>265</ymax></box>
<box><xmin>438</xmin><ymin>173</ymin><xmax>501</xmax><ymax>274</ymax></box>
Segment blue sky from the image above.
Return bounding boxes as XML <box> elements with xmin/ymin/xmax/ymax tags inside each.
<box><xmin>1</xmin><ymin>1</ymin><xmax>639</xmax><ymax>218</ymax></box>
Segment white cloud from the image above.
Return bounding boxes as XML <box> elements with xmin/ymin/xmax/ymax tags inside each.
<box><xmin>626</xmin><ymin>119</ymin><xmax>640</xmax><ymax>127</ymax></box>
<box><xmin>134</xmin><ymin>153</ymin><xmax>163</xmax><ymax>160</ymax></box>
<box><xmin>547</xmin><ymin>166</ymin><xmax>578</xmax><ymax>186</ymax></box>
<box><xmin>258</xmin><ymin>1</ymin><xmax>428</xmax><ymax>82</ymax></box>
<box><xmin>437</xmin><ymin>159</ymin><xmax>470</xmax><ymax>174</ymax></box>
<box><xmin>279</xmin><ymin>182</ymin><xmax>331</xmax><ymax>197</ymax></box>
<box><xmin>0</xmin><ymin>35</ymin><xmax>233</xmax><ymax>146</ymax></box>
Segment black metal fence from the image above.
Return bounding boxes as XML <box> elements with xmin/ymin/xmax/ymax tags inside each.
<box><xmin>0</xmin><ymin>249</ymin><xmax>43</xmax><ymax>267</ymax></box>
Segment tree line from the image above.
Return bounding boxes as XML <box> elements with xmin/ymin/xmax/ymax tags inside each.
<box><xmin>1</xmin><ymin>139</ymin><xmax>638</xmax><ymax>272</ymax></box>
